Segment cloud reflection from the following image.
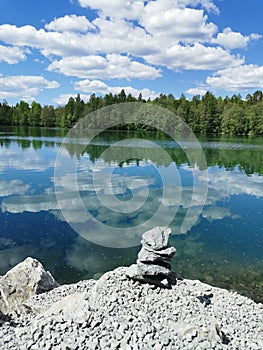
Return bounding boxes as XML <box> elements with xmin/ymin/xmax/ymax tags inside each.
<box><xmin>0</xmin><ymin>245</ymin><xmax>38</xmax><ymax>273</ymax></box>
<box><xmin>1</xmin><ymin>161</ymin><xmax>263</xmax><ymax>247</ymax></box>
<box><xmin>0</xmin><ymin>179</ymin><xmax>30</xmax><ymax>197</ymax></box>
<box><xmin>0</xmin><ymin>147</ymin><xmax>55</xmax><ymax>172</ymax></box>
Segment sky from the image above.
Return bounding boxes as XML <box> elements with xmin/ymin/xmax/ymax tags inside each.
<box><xmin>0</xmin><ymin>0</ymin><xmax>263</xmax><ymax>106</ymax></box>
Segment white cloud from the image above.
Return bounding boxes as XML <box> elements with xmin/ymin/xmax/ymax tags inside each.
<box><xmin>89</xmin><ymin>17</ymin><xmax>155</xmax><ymax>56</ymax></box>
<box><xmin>186</xmin><ymin>87</ymin><xmax>207</xmax><ymax>95</ymax></box>
<box><xmin>0</xmin><ymin>22</ymin><xmax>155</xmax><ymax>58</ymax></box>
<box><xmin>146</xmin><ymin>43</ymin><xmax>244</xmax><ymax>71</ymax></box>
<box><xmin>0</xmin><ymin>24</ymin><xmax>88</xmax><ymax>57</ymax></box>
<box><xmin>0</xmin><ymin>1</ymin><xmax>242</xmax><ymax>73</ymax></box>
<box><xmin>0</xmin><ymin>0</ymin><xmax>259</xmax><ymax>98</ymax></box>
<box><xmin>207</xmin><ymin>64</ymin><xmax>263</xmax><ymax>92</ymax></box>
<box><xmin>213</xmin><ymin>27</ymin><xmax>262</xmax><ymax>50</ymax></box>
<box><xmin>47</xmin><ymin>54</ymin><xmax>161</xmax><ymax>80</ymax></box>
<box><xmin>78</xmin><ymin>0</ymin><xmax>145</xmax><ymax>20</ymax></box>
<box><xmin>0</xmin><ymin>44</ymin><xmax>28</xmax><ymax>64</ymax></box>
<box><xmin>74</xmin><ymin>79</ymin><xmax>159</xmax><ymax>99</ymax></box>
<box><xmin>53</xmin><ymin>93</ymin><xmax>91</xmax><ymax>105</ymax></box>
<box><xmin>0</xmin><ymin>75</ymin><xmax>59</xmax><ymax>101</ymax></box>
<box><xmin>141</xmin><ymin>2</ymin><xmax>217</xmax><ymax>43</ymax></box>
<box><xmin>78</xmin><ymin>0</ymin><xmax>219</xmax><ymax>19</ymax></box>
<box><xmin>250</xmin><ymin>33</ymin><xmax>262</xmax><ymax>41</ymax></box>
<box><xmin>45</xmin><ymin>14</ymin><xmax>95</xmax><ymax>33</ymax></box>
<box><xmin>180</xmin><ymin>0</ymin><xmax>219</xmax><ymax>14</ymax></box>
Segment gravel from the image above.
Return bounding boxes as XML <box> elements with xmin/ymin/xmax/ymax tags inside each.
<box><xmin>0</xmin><ymin>267</ymin><xmax>262</xmax><ymax>350</ymax></box>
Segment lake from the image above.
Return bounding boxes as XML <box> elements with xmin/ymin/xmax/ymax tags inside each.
<box><xmin>0</xmin><ymin>126</ymin><xmax>262</xmax><ymax>302</ymax></box>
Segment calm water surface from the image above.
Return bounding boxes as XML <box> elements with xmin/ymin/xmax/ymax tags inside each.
<box><xmin>0</xmin><ymin>127</ymin><xmax>262</xmax><ymax>302</ymax></box>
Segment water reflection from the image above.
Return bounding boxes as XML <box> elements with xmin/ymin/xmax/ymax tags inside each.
<box><xmin>0</xmin><ymin>127</ymin><xmax>262</xmax><ymax>302</ymax></box>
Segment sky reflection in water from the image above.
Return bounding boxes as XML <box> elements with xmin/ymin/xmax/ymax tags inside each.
<box><xmin>0</xmin><ymin>128</ymin><xmax>262</xmax><ymax>302</ymax></box>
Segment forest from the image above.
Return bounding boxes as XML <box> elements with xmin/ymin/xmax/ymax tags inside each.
<box><xmin>0</xmin><ymin>89</ymin><xmax>263</xmax><ymax>135</ymax></box>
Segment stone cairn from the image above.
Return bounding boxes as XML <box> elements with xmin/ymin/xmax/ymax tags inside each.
<box><xmin>126</xmin><ymin>226</ymin><xmax>176</xmax><ymax>287</ymax></box>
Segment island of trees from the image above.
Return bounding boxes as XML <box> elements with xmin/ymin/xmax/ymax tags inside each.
<box><xmin>0</xmin><ymin>90</ymin><xmax>263</xmax><ymax>135</ymax></box>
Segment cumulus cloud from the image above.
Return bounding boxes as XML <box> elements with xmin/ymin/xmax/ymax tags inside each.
<box><xmin>45</xmin><ymin>14</ymin><xmax>95</xmax><ymax>33</ymax></box>
<box><xmin>186</xmin><ymin>87</ymin><xmax>207</xmax><ymax>95</ymax></box>
<box><xmin>141</xmin><ymin>3</ymin><xmax>217</xmax><ymax>43</ymax></box>
<box><xmin>206</xmin><ymin>64</ymin><xmax>263</xmax><ymax>91</ymax></box>
<box><xmin>146</xmin><ymin>43</ymin><xmax>244</xmax><ymax>71</ymax></box>
<box><xmin>0</xmin><ymin>44</ymin><xmax>28</xmax><ymax>64</ymax></box>
<box><xmin>78</xmin><ymin>0</ymin><xmax>219</xmax><ymax>19</ymax></box>
<box><xmin>0</xmin><ymin>2</ymin><xmax>243</xmax><ymax>73</ymax></box>
<box><xmin>78</xmin><ymin>0</ymin><xmax>145</xmax><ymax>20</ymax></box>
<box><xmin>0</xmin><ymin>21</ymin><xmax>154</xmax><ymax>58</ymax></box>
<box><xmin>47</xmin><ymin>54</ymin><xmax>161</xmax><ymax>80</ymax></box>
<box><xmin>0</xmin><ymin>0</ymin><xmax>260</xmax><ymax>98</ymax></box>
<box><xmin>181</xmin><ymin>0</ymin><xmax>219</xmax><ymax>14</ymax></box>
<box><xmin>0</xmin><ymin>75</ymin><xmax>59</xmax><ymax>101</ymax></box>
<box><xmin>213</xmin><ymin>27</ymin><xmax>262</xmax><ymax>50</ymax></box>
<box><xmin>0</xmin><ymin>24</ymin><xmax>89</xmax><ymax>57</ymax></box>
<box><xmin>74</xmin><ymin>79</ymin><xmax>159</xmax><ymax>100</ymax></box>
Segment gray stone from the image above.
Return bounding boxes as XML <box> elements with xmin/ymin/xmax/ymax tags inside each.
<box><xmin>126</xmin><ymin>226</ymin><xmax>175</xmax><ymax>287</ymax></box>
<box><xmin>126</xmin><ymin>264</ymin><xmax>170</xmax><ymax>287</ymax></box>
<box><xmin>0</xmin><ymin>258</ymin><xmax>262</xmax><ymax>350</ymax></box>
<box><xmin>138</xmin><ymin>246</ymin><xmax>176</xmax><ymax>263</ymax></box>
<box><xmin>40</xmin><ymin>292</ymin><xmax>91</xmax><ymax>325</ymax></box>
<box><xmin>137</xmin><ymin>261</ymin><xmax>170</xmax><ymax>276</ymax></box>
<box><xmin>0</xmin><ymin>257</ymin><xmax>59</xmax><ymax>315</ymax></box>
<box><xmin>141</xmin><ymin>227</ymin><xmax>171</xmax><ymax>250</ymax></box>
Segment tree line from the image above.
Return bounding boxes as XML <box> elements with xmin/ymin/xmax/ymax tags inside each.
<box><xmin>0</xmin><ymin>90</ymin><xmax>263</xmax><ymax>135</ymax></box>
<box><xmin>1</xmin><ymin>127</ymin><xmax>263</xmax><ymax>174</ymax></box>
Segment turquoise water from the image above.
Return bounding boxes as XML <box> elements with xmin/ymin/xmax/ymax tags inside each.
<box><xmin>0</xmin><ymin>127</ymin><xmax>262</xmax><ymax>302</ymax></box>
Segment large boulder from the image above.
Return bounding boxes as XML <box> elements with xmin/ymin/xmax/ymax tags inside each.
<box><xmin>0</xmin><ymin>257</ymin><xmax>59</xmax><ymax>316</ymax></box>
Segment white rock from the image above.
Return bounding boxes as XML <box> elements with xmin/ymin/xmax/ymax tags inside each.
<box><xmin>141</xmin><ymin>227</ymin><xmax>171</xmax><ymax>250</ymax></box>
<box><xmin>0</xmin><ymin>257</ymin><xmax>59</xmax><ymax>315</ymax></box>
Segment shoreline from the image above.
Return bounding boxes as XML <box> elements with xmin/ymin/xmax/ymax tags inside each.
<box><xmin>0</xmin><ymin>258</ymin><xmax>262</xmax><ymax>350</ymax></box>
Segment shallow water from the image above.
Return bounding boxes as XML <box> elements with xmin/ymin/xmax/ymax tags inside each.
<box><xmin>0</xmin><ymin>127</ymin><xmax>262</xmax><ymax>302</ymax></box>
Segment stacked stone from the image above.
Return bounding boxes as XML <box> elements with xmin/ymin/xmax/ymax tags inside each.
<box><xmin>126</xmin><ymin>226</ymin><xmax>176</xmax><ymax>287</ymax></box>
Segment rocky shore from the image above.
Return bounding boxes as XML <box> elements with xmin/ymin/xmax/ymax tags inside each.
<box><xmin>0</xmin><ymin>260</ymin><xmax>262</xmax><ymax>349</ymax></box>
<box><xmin>0</xmin><ymin>228</ymin><xmax>262</xmax><ymax>349</ymax></box>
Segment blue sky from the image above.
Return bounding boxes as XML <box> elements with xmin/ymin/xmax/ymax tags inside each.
<box><xmin>0</xmin><ymin>0</ymin><xmax>263</xmax><ymax>106</ymax></box>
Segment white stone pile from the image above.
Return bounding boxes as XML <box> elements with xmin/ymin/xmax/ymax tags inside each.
<box><xmin>126</xmin><ymin>226</ymin><xmax>176</xmax><ymax>287</ymax></box>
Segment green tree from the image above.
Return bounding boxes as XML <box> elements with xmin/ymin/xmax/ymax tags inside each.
<box><xmin>176</xmin><ymin>94</ymin><xmax>190</xmax><ymax>124</ymax></box>
<box><xmin>249</xmin><ymin>102</ymin><xmax>263</xmax><ymax>134</ymax></box>
<box><xmin>12</xmin><ymin>101</ymin><xmax>30</xmax><ymax>126</ymax></box>
<box><xmin>29</xmin><ymin>101</ymin><xmax>42</xmax><ymax>126</ymax></box>
<box><xmin>40</xmin><ymin>105</ymin><xmax>56</xmax><ymax>127</ymax></box>
<box><xmin>118</xmin><ymin>89</ymin><xmax>127</xmax><ymax>103</ymax></box>
<box><xmin>221</xmin><ymin>103</ymin><xmax>249</xmax><ymax>134</ymax></box>
<box><xmin>73</xmin><ymin>94</ymin><xmax>85</xmax><ymax>124</ymax></box>
<box><xmin>200</xmin><ymin>92</ymin><xmax>220</xmax><ymax>133</ymax></box>
<box><xmin>0</xmin><ymin>100</ymin><xmax>12</xmax><ymax>125</ymax></box>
